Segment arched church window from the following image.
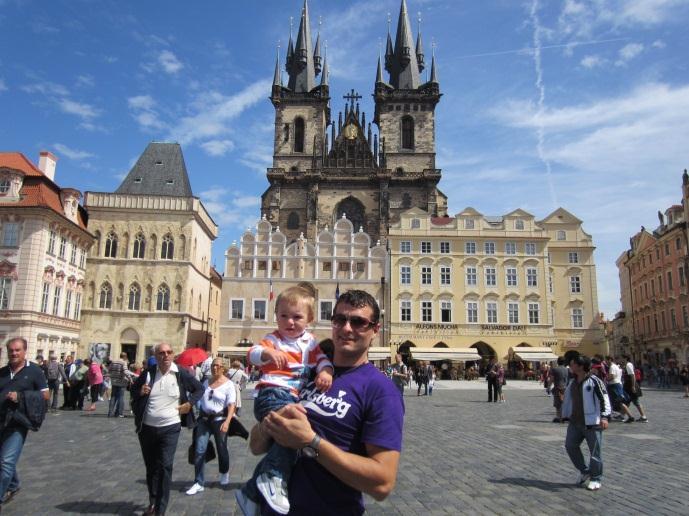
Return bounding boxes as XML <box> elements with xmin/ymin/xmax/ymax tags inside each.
<box><xmin>401</xmin><ymin>116</ymin><xmax>414</xmax><ymax>150</ymax></box>
<box><xmin>133</xmin><ymin>233</ymin><xmax>146</xmax><ymax>259</ymax></box>
<box><xmin>128</xmin><ymin>283</ymin><xmax>141</xmax><ymax>311</ymax></box>
<box><xmin>287</xmin><ymin>212</ymin><xmax>300</xmax><ymax>230</ymax></box>
<box><xmin>294</xmin><ymin>117</ymin><xmax>305</xmax><ymax>153</ymax></box>
<box><xmin>104</xmin><ymin>232</ymin><xmax>118</xmax><ymax>258</ymax></box>
<box><xmin>99</xmin><ymin>282</ymin><xmax>112</xmax><ymax>309</ymax></box>
<box><xmin>156</xmin><ymin>284</ymin><xmax>170</xmax><ymax>311</ymax></box>
<box><xmin>336</xmin><ymin>197</ymin><xmax>365</xmax><ymax>233</ymax></box>
<box><xmin>161</xmin><ymin>234</ymin><xmax>174</xmax><ymax>260</ymax></box>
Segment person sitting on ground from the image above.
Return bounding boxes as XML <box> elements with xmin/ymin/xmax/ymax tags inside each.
<box><xmin>237</xmin><ymin>284</ymin><xmax>333</xmax><ymax>514</ymax></box>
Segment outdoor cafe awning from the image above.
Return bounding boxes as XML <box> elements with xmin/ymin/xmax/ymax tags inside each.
<box><xmin>510</xmin><ymin>347</ymin><xmax>558</xmax><ymax>362</ymax></box>
<box><xmin>409</xmin><ymin>347</ymin><xmax>481</xmax><ymax>362</ymax></box>
<box><xmin>368</xmin><ymin>347</ymin><xmax>394</xmax><ymax>361</ymax></box>
<box><xmin>216</xmin><ymin>346</ymin><xmax>251</xmax><ymax>356</ymax></box>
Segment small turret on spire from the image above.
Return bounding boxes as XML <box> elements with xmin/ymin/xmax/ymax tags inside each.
<box><xmin>429</xmin><ymin>39</ymin><xmax>438</xmax><ymax>84</ymax></box>
<box><xmin>314</xmin><ymin>18</ymin><xmax>322</xmax><ymax>76</ymax></box>
<box><xmin>416</xmin><ymin>11</ymin><xmax>425</xmax><ymax>73</ymax></box>
<box><xmin>376</xmin><ymin>55</ymin><xmax>384</xmax><ymax>83</ymax></box>
<box><xmin>273</xmin><ymin>45</ymin><xmax>282</xmax><ymax>87</ymax></box>
<box><xmin>320</xmin><ymin>49</ymin><xmax>329</xmax><ymax>86</ymax></box>
<box><xmin>385</xmin><ymin>12</ymin><xmax>394</xmax><ymax>73</ymax></box>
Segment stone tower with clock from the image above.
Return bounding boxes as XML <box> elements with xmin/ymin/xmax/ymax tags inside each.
<box><xmin>261</xmin><ymin>0</ymin><xmax>447</xmax><ymax>245</ymax></box>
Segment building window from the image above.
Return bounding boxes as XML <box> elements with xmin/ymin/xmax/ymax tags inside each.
<box><xmin>401</xmin><ymin>116</ymin><xmax>414</xmax><ymax>149</ymax></box>
<box><xmin>104</xmin><ymin>232</ymin><xmax>118</xmax><ymax>258</ymax></box>
<box><xmin>465</xmin><ymin>242</ymin><xmax>476</xmax><ymax>254</ymax></box>
<box><xmin>484</xmin><ymin>241</ymin><xmax>495</xmax><ymax>255</ymax></box>
<box><xmin>440</xmin><ymin>241</ymin><xmax>450</xmax><ymax>254</ymax></box>
<box><xmin>47</xmin><ymin>230</ymin><xmax>56</xmax><ymax>254</ymax></box>
<box><xmin>128</xmin><ymin>284</ymin><xmax>141</xmax><ymax>311</ymax></box>
<box><xmin>2</xmin><ymin>222</ymin><xmax>19</xmax><ymax>247</ymax></box>
<box><xmin>486</xmin><ymin>302</ymin><xmax>498</xmax><ymax>323</ymax></box>
<box><xmin>64</xmin><ymin>290</ymin><xmax>72</xmax><ymax>318</ymax></box>
<box><xmin>319</xmin><ymin>301</ymin><xmax>333</xmax><ymax>321</ymax></box>
<box><xmin>58</xmin><ymin>237</ymin><xmax>67</xmax><ymax>259</ymax></box>
<box><xmin>294</xmin><ymin>117</ymin><xmax>305</xmax><ymax>153</ymax></box>
<box><xmin>421</xmin><ymin>241</ymin><xmax>431</xmax><ymax>254</ymax></box>
<box><xmin>421</xmin><ymin>301</ymin><xmax>432</xmax><ymax>322</ymax></box>
<box><xmin>485</xmin><ymin>267</ymin><xmax>497</xmax><ymax>287</ymax></box>
<box><xmin>230</xmin><ymin>299</ymin><xmax>244</xmax><ymax>320</ymax></box>
<box><xmin>505</xmin><ymin>242</ymin><xmax>516</xmax><ymax>255</ymax></box>
<box><xmin>570</xmin><ymin>276</ymin><xmax>581</xmax><ymax>293</ymax></box>
<box><xmin>39</xmin><ymin>283</ymin><xmax>50</xmax><ymax>313</ymax></box>
<box><xmin>70</xmin><ymin>241</ymin><xmax>77</xmax><ymax>265</ymax></box>
<box><xmin>515</xmin><ymin>219</ymin><xmax>524</xmax><ymax>230</ymax></box>
<box><xmin>671</xmin><ymin>308</ymin><xmax>677</xmax><ymax>329</ymax></box>
<box><xmin>506</xmin><ymin>268</ymin><xmax>517</xmax><ymax>287</ymax></box>
<box><xmin>272</xmin><ymin>260</ymin><xmax>280</xmax><ymax>271</ymax></box>
<box><xmin>400</xmin><ymin>266</ymin><xmax>411</xmax><ymax>285</ymax></box>
<box><xmin>156</xmin><ymin>285</ymin><xmax>170</xmax><ymax>311</ymax></box>
<box><xmin>338</xmin><ymin>262</ymin><xmax>350</xmax><ymax>272</ymax></box>
<box><xmin>508</xmin><ymin>302</ymin><xmax>519</xmax><ymax>324</ymax></box>
<box><xmin>572</xmin><ymin>308</ymin><xmax>583</xmax><ymax>328</ymax></box>
<box><xmin>161</xmin><ymin>234</ymin><xmax>174</xmax><ymax>260</ymax></box>
<box><xmin>465</xmin><ymin>219</ymin><xmax>475</xmax><ymax>230</ymax></box>
<box><xmin>355</xmin><ymin>262</ymin><xmax>365</xmax><ymax>273</ymax></box>
<box><xmin>287</xmin><ymin>212</ymin><xmax>300</xmax><ymax>230</ymax></box>
<box><xmin>421</xmin><ymin>266</ymin><xmax>432</xmax><ymax>285</ymax></box>
<box><xmin>676</xmin><ymin>238</ymin><xmax>682</xmax><ymax>251</ymax></box>
<box><xmin>466</xmin><ymin>267</ymin><xmax>477</xmax><ymax>286</ymax></box>
<box><xmin>133</xmin><ymin>233</ymin><xmax>146</xmax><ymax>259</ymax></box>
<box><xmin>401</xmin><ymin>300</ymin><xmax>412</xmax><ymax>322</ymax></box>
<box><xmin>400</xmin><ymin>241</ymin><xmax>411</xmax><ymax>253</ymax></box>
<box><xmin>411</xmin><ymin>218</ymin><xmax>421</xmax><ymax>229</ymax></box>
<box><xmin>79</xmin><ymin>249</ymin><xmax>86</xmax><ymax>269</ymax></box>
<box><xmin>557</xmin><ymin>230</ymin><xmax>566</xmax><ymax>241</ymax></box>
<box><xmin>525</xmin><ymin>242</ymin><xmax>536</xmax><ymax>255</ymax></box>
<box><xmin>466</xmin><ymin>302</ymin><xmax>478</xmax><ymax>323</ymax></box>
<box><xmin>680</xmin><ymin>266</ymin><xmax>686</xmax><ymax>287</ymax></box>
<box><xmin>74</xmin><ymin>293</ymin><xmax>81</xmax><ymax>320</ymax></box>
<box><xmin>0</xmin><ymin>278</ymin><xmax>11</xmax><ymax>309</ymax></box>
<box><xmin>526</xmin><ymin>267</ymin><xmax>538</xmax><ymax>287</ymax></box>
<box><xmin>321</xmin><ymin>261</ymin><xmax>332</xmax><ymax>273</ymax></box>
<box><xmin>667</xmin><ymin>271</ymin><xmax>674</xmax><ymax>290</ymax></box>
<box><xmin>440</xmin><ymin>266</ymin><xmax>451</xmax><ymax>286</ymax></box>
<box><xmin>0</xmin><ymin>179</ymin><xmax>9</xmax><ymax>194</ymax></box>
<box><xmin>99</xmin><ymin>283</ymin><xmax>112</xmax><ymax>309</ymax></box>
<box><xmin>257</xmin><ymin>261</ymin><xmax>267</xmax><ymax>271</ymax></box>
<box><xmin>665</xmin><ymin>242</ymin><xmax>670</xmax><ymax>256</ymax></box>
<box><xmin>528</xmin><ymin>303</ymin><xmax>540</xmax><ymax>324</ymax></box>
<box><xmin>440</xmin><ymin>300</ymin><xmax>452</xmax><ymax>322</ymax></box>
<box><xmin>568</xmin><ymin>252</ymin><xmax>579</xmax><ymax>264</ymax></box>
<box><xmin>243</xmin><ymin>260</ymin><xmax>253</xmax><ymax>271</ymax></box>
<box><xmin>253</xmin><ymin>300</ymin><xmax>267</xmax><ymax>320</ymax></box>
<box><xmin>549</xmin><ymin>274</ymin><xmax>553</xmax><ymax>294</ymax></box>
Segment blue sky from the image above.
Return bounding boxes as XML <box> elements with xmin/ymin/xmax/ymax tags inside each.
<box><xmin>2</xmin><ymin>0</ymin><xmax>689</xmax><ymax>317</ymax></box>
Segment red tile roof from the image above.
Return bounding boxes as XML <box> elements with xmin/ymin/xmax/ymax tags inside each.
<box><xmin>0</xmin><ymin>152</ymin><xmax>89</xmax><ymax>231</ymax></box>
<box><xmin>431</xmin><ymin>216</ymin><xmax>455</xmax><ymax>226</ymax></box>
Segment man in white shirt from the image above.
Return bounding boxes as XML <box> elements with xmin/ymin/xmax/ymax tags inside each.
<box><xmin>132</xmin><ymin>344</ymin><xmax>203</xmax><ymax>515</ymax></box>
<box><xmin>622</xmin><ymin>356</ymin><xmax>648</xmax><ymax>422</ymax></box>
<box><xmin>605</xmin><ymin>356</ymin><xmax>634</xmax><ymax>423</ymax></box>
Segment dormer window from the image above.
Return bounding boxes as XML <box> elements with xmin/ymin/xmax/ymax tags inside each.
<box><xmin>134</xmin><ymin>178</ymin><xmax>143</xmax><ymax>183</ymax></box>
<box><xmin>155</xmin><ymin>161</ymin><xmax>163</xmax><ymax>166</ymax></box>
<box><xmin>166</xmin><ymin>180</ymin><xmax>174</xmax><ymax>185</ymax></box>
<box><xmin>0</xmin><ymin>180</ymin><xmax>9</xmax><ymax>194</ymax></box>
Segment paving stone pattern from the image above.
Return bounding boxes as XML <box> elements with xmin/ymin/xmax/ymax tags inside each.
<box><xmin>4</xmin><ymin>382</ymin><xmax>687</xmax><ymax>515</ymax></box>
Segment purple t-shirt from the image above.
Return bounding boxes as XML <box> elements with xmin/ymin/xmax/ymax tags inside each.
<box><xmin>265</xmin><ymin>362</ymin><xmax>404</xmax><ymax>515</ymax></box>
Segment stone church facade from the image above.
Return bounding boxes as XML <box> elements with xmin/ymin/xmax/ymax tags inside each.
<box><xmin>260</xmin><ymin>0</ymin><xmax>447</xmax><ymax>245</ymax></box>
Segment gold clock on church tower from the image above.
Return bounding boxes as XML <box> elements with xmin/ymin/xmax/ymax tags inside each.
<box><xmin>343</xmin><ymin>123</ymin><xmax>358</xmax><ymax>140</ymax></box>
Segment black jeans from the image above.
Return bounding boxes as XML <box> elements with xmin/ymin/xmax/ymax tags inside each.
<box><xmin>193</xmin><ymin>417</ymin><xmax>230</xmax><ymax>485</ymax></box>
<box><xmin>487</xmin><ymin>377</ymin><xmax>499</xmax><ymax>402</ymax></box>
<box><xmin>69</xmin><ymin>380</ymin><xmax>86</xmax><ymax>409</ymax></box>
<box><xmin>138</xmin><ymin>423</ymin><xmax>181</xmax><ymax>514</ymax></box>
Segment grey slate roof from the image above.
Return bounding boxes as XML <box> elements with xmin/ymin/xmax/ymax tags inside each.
<box><xmin>116</xmin><ymin>142</ymin><xmax>193</xmax><ymax>197</ymax></box>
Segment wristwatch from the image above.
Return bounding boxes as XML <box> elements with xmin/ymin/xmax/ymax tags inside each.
<box><xmin>301</xmin><ymin>434</ymin><xmax>321</xmax><ymax>459</ymax></box>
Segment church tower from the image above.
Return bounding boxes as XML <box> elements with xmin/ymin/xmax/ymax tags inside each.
<box><xmin>261</xmin><ymin>0</ymin><xmax>446</xmax><ymax>245</ymax></box>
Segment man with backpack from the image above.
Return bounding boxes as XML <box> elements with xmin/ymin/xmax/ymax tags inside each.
<box><xmin>45</xmin><ymin>354</ymin><xmax>68</xmax><ymax>412</ymax></box>
<box><xmin>416</xmin><ymin>361</ymin><xmax>430</xmax><ymax>396</ymax></box>
<box><xmin>68</xmin><ymin>359</ymin><xmax>88</xmax><ymax>410</ymax></box>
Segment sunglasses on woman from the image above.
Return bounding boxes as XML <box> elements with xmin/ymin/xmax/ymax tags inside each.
<box><xmin>331</xmin><ymin>313</ymin><xmax>376</xmax><ymax>331</ymax></box>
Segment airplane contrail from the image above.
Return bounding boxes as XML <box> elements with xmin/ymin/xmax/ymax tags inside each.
<box><xmin>452</xmin><ymin>37</ymin><xmax>629</xmax><ymax>60</ymax></box>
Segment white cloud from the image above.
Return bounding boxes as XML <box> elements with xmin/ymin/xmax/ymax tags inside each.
<box><xmin>580</xmin><ymin>54</ymin><xmax>606</xmax><ymax>68</ymax></box>
<box><xmin>615</xmin><ymin>42</ymin><xmax>644</xmax><ymax>65</ymax></box>
<box><xmin>53</xmin><ymin>143</ymin><xmax>95</xmax><ymax>160</ymax></box>
<box><xmin>21</xmin><ymin>82</ymin><xmax>69</xmax><ymax>96</ymax></box>
<box><xmin>0</xmin><ymin>79</ymin><xmax>6</xmax><ymax>92</ymax></box>
<box><xmin>76</xmin><ymin>74</ymin><xmax>95</xmax><ymax>88</ymax></box>
<box><xmin>199</xmin><ymin>187</ymin><xmax>261</xmax><ymax>229</ymax></box>
<box><xmin>58</xmin><ymin>98</ymin><xmax>99</xmax><ymax>119</ymax></box>
<box><xmin>168</xmin><ymin>78</ymin><xmax>271</xmax><ymax>145</ymax></box>
<box><xmin>128</xmin><ymin>95</ymin><xmax>166</xmax><ymax>132</ymax></box>
<box><xmin>158</xmin><ymin>50</ymin><xmax>183</xmax><ymax>74</ymax></box>
<box><xmin>200</xmin><ymin>139</ymin><xmax>235</xmax><ymax>157</ymax></box>
<box><xmin>652</xmin><ymin>39</ymin><xmax>666</xmax><ymax>48</ymax></box>
<box><xmin>128</xmin><ymin>95</ymin><xmax>155</xmax><ymax>110</ymax></box>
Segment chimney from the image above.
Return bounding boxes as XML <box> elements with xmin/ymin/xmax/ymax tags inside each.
<box><xmin>38</xmin><ymin>151</ymin><xmax>58</xmax><ymax>181</ymax></box>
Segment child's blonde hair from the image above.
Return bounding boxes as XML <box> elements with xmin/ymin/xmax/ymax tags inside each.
<box><xmin>275</xmin><ymin>283</ymin><xmax>316</xmax><ymax>322</ymax></box>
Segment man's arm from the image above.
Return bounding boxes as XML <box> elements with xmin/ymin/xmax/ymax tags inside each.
<box><xmin>263</xmin><ymin>405</ymin><xmax>400</xmax><ymax>501</ymax></box>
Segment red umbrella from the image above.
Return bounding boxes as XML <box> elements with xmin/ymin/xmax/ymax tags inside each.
<box><xmin>176</xmin><ymin>347</ymin><xmax>208</xmax><ymax>368</ymax></box>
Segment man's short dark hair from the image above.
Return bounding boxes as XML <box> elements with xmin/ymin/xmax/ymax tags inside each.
<box><xmin>334</xmin><ymin>290</ymin><xmax>380</xmax><ymax>323</ymax></box>
<box><xmin>6</xmin><ymin>337</ymin><xmax>28</xmax><ymax>350</ymax></box>
<box><xmin>563</xmin><ymin>350</ymin><xmax>580</xmax><ymax>365</ymax></box>
<box><xmin>557</xmin><ymin>356</ymin><xmax>565</xmax><ymax>366</ymax></box>
<box><xmin>571</xmin><ymin>354</ymin><xmax>591</xmax><ymax>372</ymax></box>
<box><xmin>605</xmin><ymin>355</ymin><xmax>614</xmax><ymax>361</ymax></box>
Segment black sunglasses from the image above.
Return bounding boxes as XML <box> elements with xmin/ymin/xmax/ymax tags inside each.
<box><xmin>331</xmin><ymin>313</ymin><xmax>376</xmax><ymax>331</ymax></box>
<box><xmin>208</xmin><ymin>389</ymin><xmax>214</xmax><ymax>400</ymax></box>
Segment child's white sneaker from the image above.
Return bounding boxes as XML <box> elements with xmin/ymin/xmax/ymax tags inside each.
<box><xmin>256</xmin><ymin>473</ymin><xmax>290</xmax><ymax>514</ymax></box>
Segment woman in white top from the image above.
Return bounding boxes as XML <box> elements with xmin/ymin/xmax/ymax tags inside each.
<box><xmin>226</xmin><ymin>360</ymin><xmax>248</xmax><ymax>416</ymax></box>
<box><xmin>186</xmin><ymin>357</ymin><xmax>236</xmax><ymax>495</ymax></box>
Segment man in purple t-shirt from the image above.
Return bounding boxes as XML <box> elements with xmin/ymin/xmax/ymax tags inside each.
<box><xmin>241</xmin><ymin>290</ymin><xmax>404</xmax><ymax>515</ymax></box>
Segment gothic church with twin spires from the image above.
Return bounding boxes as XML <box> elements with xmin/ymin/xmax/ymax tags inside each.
<box><xmin>260</xmin><ymin>0</ymin><xmax>447</xmax><ymax>245</ymax></box>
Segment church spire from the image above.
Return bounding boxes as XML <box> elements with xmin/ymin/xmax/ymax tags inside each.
<box><xmin>287</xmin><ymin>0</ymin><xmax>316</xmax><ymax>93</ymax></box>
<box><xmin>320</xmin><ymin>47</ymin><xmax>329</xmax><ymax>86</ymax></box>
<box><xmin>429</xmin><ymin>54</ymin><xmax>438</xmax><ymax>84</ymax></box>
<box><xmin>376</xmin><ymin>54</ymin><xmax>384</xmax><ymax>84</ymax></box>
<box><xmin>384</xmin><ymin>12</ymin><xmax>394</xmax><ymax>74</ymax></box>
<box><xmin>416</xmin><ymin>11</ymin><xmax>425</xmax><ymax>73</ymax></box>
<box><xmin>273</xmin><ymin>46</ymin><xmax>282</xmax><ymax>87</ymax></box>
<box><xmin>390</xmin><ymin>0</ymin><xmax>421</xmax><ymax>89</ymax></box>
<box><xmin>314</xmin><ymin>31</ymin><xmax>322</xmax><ymax>76</ymax></box>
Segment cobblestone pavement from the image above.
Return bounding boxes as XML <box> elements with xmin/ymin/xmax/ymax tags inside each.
<box><xmin>4</xmin><ymin>381</ymin><xmax>687</xmax><ymax>515</ymax></box>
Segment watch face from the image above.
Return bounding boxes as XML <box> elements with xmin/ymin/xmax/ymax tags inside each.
<box><xmin>302</xmin><ymin>446</ymin><xmax>317</xmax><ymax>459</ymax></box>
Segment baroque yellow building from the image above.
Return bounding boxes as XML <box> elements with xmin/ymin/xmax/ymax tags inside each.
<box><xmin>78</xmin><ymin>143</ymin><xmax>218</xmax><ymax>363</ymax></box>
<box><xmin>388</xmin><ymin>207</ymin><xmax>604</xmax><ymax>365</ymax></box>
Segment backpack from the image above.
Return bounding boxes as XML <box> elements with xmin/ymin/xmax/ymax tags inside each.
<box><xmin>634</xmin><ymin>368</ymin><xmax>642</xmax><ymax>382</ymax></box>
<box><xmin>70</xmin><ymin>365</ymin><xmax>86</xmax><ymax>383</ymax></box>
<box><xmin>46</xmin><ymin>361</ymin><xmax>60</xmax><ymax>381</ymax></box>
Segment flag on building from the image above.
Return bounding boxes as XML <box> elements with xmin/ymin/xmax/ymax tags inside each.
<box><xmin>269</xmin><ymin>278</ymin><xmax>274</xmax><ymax>302</ymax></box>
<box><xmin>335</xmin><ymin>282</ymin><xmax>340</xmax><ymax>301</ymax></box>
